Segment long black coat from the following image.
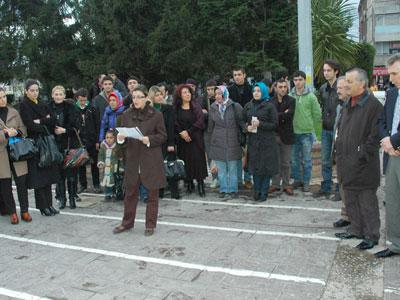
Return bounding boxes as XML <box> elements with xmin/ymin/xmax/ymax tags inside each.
<box><xmin>19</xmin><ymin>97</ymin><xmax>60</xmax><ymax>189</ymax></box>
<box><xmin>243</xmin><ymin>99</ymin><xmax>279</xmax><ymax>177</ymax></box>
<box><xmin>336</xmin><ymin>92</ymin><xmax>383</xmax><ymax>190</ymax></box>
<box><xmin>76</xmin><ymin>104</ymin><xmax>100</xmax><ymax>148</ymax></box>
<box><xmin>159</xmin><ymin>104</ymin><xmax>175</xmax><ymax>158</ymax></box>
<box><xmin>48</xmin><ymin>101</ymin><xmax>80</xmax><ymax>152</ymax></box>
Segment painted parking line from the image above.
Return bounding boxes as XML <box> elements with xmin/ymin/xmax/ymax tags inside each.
<box><xmin>385</xmin><ymin>287</ymin><xmax>400</xmax><ymax>295</ymax></box>
<box><xmin>0</xmin><ymin>233</ymin><xmax>326</xmax><ymax>286</ymax></box>
<box><xmin>0</xmin><ymin>287</ymin><xmax>51</xmax><ymax>300</ymax></box>
<box><xmin>77</xmin><ymin>192</ymin><xmax>341</xmax><ymax>213</ymax></box>
<box><xmin>24</xmin><ymin>208</ymin><xmax>339</xmax><ymax>241</ymax></box>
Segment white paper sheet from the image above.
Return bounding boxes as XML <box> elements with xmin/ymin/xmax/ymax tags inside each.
<box><xmin>116</xmin><ymin>127</ymin><xmax>143</xmax><ymax>140</ymax></box>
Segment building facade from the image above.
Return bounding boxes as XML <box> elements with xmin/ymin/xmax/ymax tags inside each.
<box><xmin>359</xmin><ymin>0</ymin><xmax>400</xmax><ymax>88</ymax></box>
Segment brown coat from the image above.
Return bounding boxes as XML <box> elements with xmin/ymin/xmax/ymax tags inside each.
<box><xmin>0</xmin><ymin>106</ymin><xmax>28</xmax><ymax>179</ymax></box>
<box><xmin>119</xmin><ymin>102</ymin><xmax>167</xmax><ymax>191</ymax></box>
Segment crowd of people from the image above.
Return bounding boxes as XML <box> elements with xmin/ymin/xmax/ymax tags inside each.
<box><xmin>0</xmin><ymin>55</ymin><xmax>400</xmax><ymax>258</ymax></box>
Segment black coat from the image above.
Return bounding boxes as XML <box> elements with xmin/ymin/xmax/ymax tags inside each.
<box><xmin>228</xmin><ymin>82</ymin><xmax>253</xmax><ymax>108</ymax></box>
<box><xmin>159</xmin><ymin>104</ymin><xmax>176</xmax><ymax>157</ymax></box>
<box><xmin>19</xmin><ymin>97</ymin><xmax>60</xmax><ymax>188</ymax></box>
<box><xmin>243</xmin><ymin>99</ymin><xmax>279</xmax><ymax>177</ymax></box>
<box><xmin>270</xmin><ymin>94</ymin><xmax>295</xmax><ymax>145</ymax></box>
<box><xmin>76</xmin><ymin>104</ymin><xmax>100</xmax><ymax>148</ymax></box>
<box><xmin>48</xmin><ymin>101</ymin><xmax>80</xmax><ymax>152</ymax></box>
<box><xmin>336</xmin><ymin>91</ymin><xmax>383</xmax><ymax>190</ymax></box>
<box><xmin>319</xmin><ymin>81</ymin><xmax>339</xmax><ymax>131</ymax></box>
<box><xmin>378</xmin><ymin>87</ymin><xmax>400</xmax><ymax>174</ymax></box>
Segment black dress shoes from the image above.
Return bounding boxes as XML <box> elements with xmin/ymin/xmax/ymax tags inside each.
<box><xmin>356</xmin><ymin>239</ymin><xmax>378</xmax><ymax>250</ymax></box>
<box><xmin>374</xmin><ymin>248</ymin><xmax>399</xmax><ymax>258</ymax></box>
<box><xmin>335</xmin><ymin>232</ymin><xmax>363</xmax><ymax>239</ymax></box>
<box><xmin>49</xmin><ymin>206</ymin><xmax>59</xmax><ymax>215</ymax></box>
<box><xmin>40</xmin><ymin>208</ymin><xmax>53</xmax><ymax>216</ymax></box>
<box><xmin>333</xmin><ymin>219</ymin><xmax>351</xmax><ymax>228</ymax></box>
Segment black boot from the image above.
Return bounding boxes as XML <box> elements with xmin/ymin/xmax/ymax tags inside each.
<box><xmin>197</xmin><ymin>179</ymin><xmax>205</xmax><ymax>197</ymax></box>
<box><xmin>159</xmin><ymin>188</ymin><xmax>164</xmax><ymax>199</ymax></box>
<box><xmin>186</xmin><ymin>180</ymin><xmax>194</xmax><ymax>194</ymax></box>
<box><xmin>67</xmin><ymin>180</ymin><xmax>76</xmax><ymax>209</ymax></box>
<box><xmin>56</xmin><ymin>181</ymin><xmax>67</xmax><ymax>209</ymax></box>
<box><xmin>170</xmin><ymin>180</ymin><xmax>181</xmax><ymax>199</ymax></box>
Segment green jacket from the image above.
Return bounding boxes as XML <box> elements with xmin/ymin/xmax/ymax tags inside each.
<box><xmin>289</xmin><ymin>87</ymin><xmax>321</xmax><ymax>134</ymax></box>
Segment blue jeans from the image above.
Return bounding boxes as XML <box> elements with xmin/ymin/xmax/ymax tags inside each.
<box><xmin>140</xmin><ymin>184</ymin><xmax>148</xmax><ymax>202</ymax></box>
<box><xmin>321</xmin><ymin>129</ymin><xmax>334</xmax><ymax>192</ymax></box>
<box><xmin>215</xmin><ymin>160</ymin><xmax>239</xmax><ymax>193</ymax></box>
<box><xmin>291</xmin><ymin>133</ymin><xmax>313</xmax><ymax>185</ymax></box>
<box><xmin>253</xmin><ymin>175</ymin><xmax>271</xmax><ymax>197</ymax></box>
<box><xmin>105</xmin><ymin>186</ymin><xmax>114</xmax><ymax>197</ymax></box>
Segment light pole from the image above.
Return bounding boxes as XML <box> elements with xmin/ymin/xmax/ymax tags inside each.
<box><xmin>297</xmin><ymin>0</ymin><xmax>314</xmax><ymax>90</ymax></box>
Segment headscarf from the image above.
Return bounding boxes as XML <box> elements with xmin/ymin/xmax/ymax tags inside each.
<box><xmin>215</xmin><ymin>85</ymin><xmax>230</xmax><ymax>117</ymax></box>
<box><xmin>108</xmin><ymin>91</ymin><xmax>123</xmax><ymax>110</ymax></box>
<box><xmin>254</xmin><ymin>82</ymin><xmax>270</xmax><ymax>101</ymax></box>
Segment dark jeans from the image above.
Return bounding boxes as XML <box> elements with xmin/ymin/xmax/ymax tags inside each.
<box><xmin>78</xmin><ymin>145</ymin><xmax>100</xmax><ymax>188</ymax></box>
<box><xmin>253</xmin><ymin>175</ymin><xmax>271</xmax><ymax>197</ymax></box>
<box><xmin>321</xmin><ymin>129</ymin><xmax>334</xmax><ymax>192</ymax></box>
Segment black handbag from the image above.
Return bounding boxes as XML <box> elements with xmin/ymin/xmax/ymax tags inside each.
<box><xmin>37</xmin><ymin>127</ymin><xmax>63</xmax><ymax>168</ymax></box>
<box><xmin>113</xmin><ymin>160</ymin><xmax>124</xmax><ymax>201</ymax></box>
<box><xmin>163</xmin><ymin>159</ymin><xmax>186</xmax><ymax>180</ymax></box>
<box><xmin>7</xmin><ymin>137</ymin><xmax>38</xmax><ymax>162</ymax></box>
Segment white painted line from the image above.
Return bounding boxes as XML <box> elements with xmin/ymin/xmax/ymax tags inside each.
<box><xmin>24</xmin><ymin>208</ymin><xmax>339</xmax><ymax>241</ymax></box>
<box><xmin>0</xmin><ymin>287</ymin><xmax>51</xmax><ymax>300</ymax></box>
<box><xmin>0</xmin><ymin>233</ymin><xmax>326</xmax><ymax>286</ymax></box>
<box><xmin>13</xmin><ymin>186</ymin><xmax>341</xmax><ymax>212</ymax></box>
<box><xmin>385</xmin><ymin>287</ymin><xmax>400</xmax><ymax>295</ymax></box>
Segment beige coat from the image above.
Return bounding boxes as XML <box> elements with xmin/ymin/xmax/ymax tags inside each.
<box><xmin>0</xmin><ymin>106</ymin><xmax>28</xmax><ymax>179</ymax></box>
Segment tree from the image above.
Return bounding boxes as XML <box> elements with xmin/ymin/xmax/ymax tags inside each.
<box><xmin>354</xmin><ymin>42</ymin><xmax>376</xmax><ymax>84</ymax></box>
<box><xmin>312</xmin><ymin>0</ymin><xmax>358</xmax><ymax>83</ymax></box>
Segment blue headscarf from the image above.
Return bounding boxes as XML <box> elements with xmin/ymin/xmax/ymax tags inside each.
<box><xmin>253</xmin><ymin>82</ymin><xmax>270</xmax><ymax>101</ymax></box>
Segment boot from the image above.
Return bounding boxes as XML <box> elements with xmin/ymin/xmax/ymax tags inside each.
<box><xmin>186</xmin><ymin>180</ymin><xmax>194</xmax><ymax>194</ymax></box>
<box><xmin>67</xmin><ymin>180</ymin><xmax>76</xmax><ymax>209</ymax></box>
<box><xmin>56</xmin><ymin>181</ymin><xmax>67</xmax><ymax>209</ymax></box>
<box><xmin>159</xmin><ymin>188</ymin><xmax>164</xmax><ymax>199</ymax></box>
<box><xmin>170</xmin><ymin>180</ymin><xmax>181</xmax><ymax>199</ymax></box>
<box><xmin>197</xmin><ymin>179</ymin><xmax>205</xmax><ymax>197</ymax></box>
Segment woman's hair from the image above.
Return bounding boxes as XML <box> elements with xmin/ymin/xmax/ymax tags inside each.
<box><xmin>105</xmin><ymin>128</ymin><xmax>116</xmax><ymax>137</ymax></box>
<box><xmin>133</xmin><ymin>84</ymin><xmax>148</xmax><ymax>96</ymax></box>
<box><xmin>52</xmin><ymin>85</ymin><xmax>66</xmax><ymax>95</ymax></box>
<box><xmin>0</xmin><ymin>87</ymin><xmax>5</xmax><ymax>93</ymax></box>
<box><xmin>24</xmin><ymin>79</ymin><xmax>39</xmax><ymax>91</ymax></box>
<box><xmin>173</xmin><ymin>84</ymin><xmax>194</xmax><ymax>108</ymax></box>
<box><xmin>148</xmin><ymin>85</ymin><xmax>161</xmax><ymax>101</ymax></box>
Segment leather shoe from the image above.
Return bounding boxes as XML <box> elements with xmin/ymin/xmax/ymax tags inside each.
<box><xmin>356</xmin><ymin>239</ymin><xmax>378</xmax><ymax>250</ymax></box>
<box><xmin>335</xmin><ymin>232</ymin><xmax>363</xmax><ymax>239</ymax></box>
<box><xmin>49</xmin><ymin>206</ymin><xmax>59</xmax><ymax>215</ymax></box>
<box><xmin>333</xmin><ymin>219</ymin><xmax>351</xmax><ymax>228</ymax></box>
<box><xmin>291</xmin><ymin>181</ymin><xmax>303</xmax><ymax>189</ymax></box>
<box><xmin>312</xmin><ymin>190</ymin><xmax>331</xmax><ymax>199</ymax></box>
<box><xmin>253</xmin><ymin>191</ymin><xmax>260</xmax><ymax>201</ymax></box>
<box><xmin>283</xmin><ymin>187</ymin><xmax>294</xmax><ymax>196</ymax></box>
<box><xmin>268</xmin><ymin>186</ymin><xmax>279</xmax><ymax>194</ymax></box>
<box><xmin>21</xmin><ymin>212</ymin><xmax>32</xmax><ymax>222</ymax></box>
<box><xmin>40</xmin><ymin>208</ymin><xmax>53</xmax><ymax>216</ymax></box>
<box><xmin>374</xmin><ymin>248</ymin><xmax>399</xmax><ymax>258</ymax></box>
<box><xmin>113</xmin><ymin>225</ymin><xmax>130</xmax><ymax>234</ymax></box>
<box><xmin>244</xmin><ymin>181</ymin><xmax>253</xmax><ymax>189</ymax></box>
<box><xmin>144</xmin><ymin>228</ymin><xmax>154</xmax><ymax>236</ymax></box>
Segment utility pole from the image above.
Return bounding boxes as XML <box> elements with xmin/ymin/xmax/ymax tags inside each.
<box><xmin>297</xmin><ymin>0</ymin><xmax>314</xmax><ymax>90</ymax></box>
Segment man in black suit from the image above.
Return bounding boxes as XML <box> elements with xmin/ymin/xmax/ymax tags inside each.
<box><xmin>375</xmin><ymin>54</ymin><xmax>400</xmax><ymax>258</ymax></box>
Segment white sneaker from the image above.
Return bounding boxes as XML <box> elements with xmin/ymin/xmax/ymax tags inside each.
<box><xmin>210</xmin><ymin>178</ymin><xmax>219</xmax><ymax>188</ymax></box>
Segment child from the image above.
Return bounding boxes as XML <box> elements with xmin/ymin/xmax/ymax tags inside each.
<box><xmin>99</xmin><ymin>92</ymin><xmax>124</xmax><ymax>142</ymax></box>
<box><xmin>97</xmin><ymin>129</ymin><xmax>121</xmax><ymax>200</ymax></box>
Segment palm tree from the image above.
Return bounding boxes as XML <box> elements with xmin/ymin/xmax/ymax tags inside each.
<box><xmin>312</xmin><ymin>0</ymin><xmax>358</xmax><ymax>83</ymax></box>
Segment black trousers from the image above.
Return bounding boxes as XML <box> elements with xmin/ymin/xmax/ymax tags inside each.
<box><xmin>34</xmin><ymin>185</ymin><xmax>53</xmax><ymax>210</ymax></box>
<box><xmin>10</xmin><ymin>164</ymin><xmax>29</xmax><ymax>213</ymax></box>
<box><xmin>78</xmin><ymin>145</ymin><xmax>99</xmax><ymax>188</ymax></box>
<box><xmin>0</xmin><ymin>178</ymin><xmax>16</xmax><ymax>214</ymax></box>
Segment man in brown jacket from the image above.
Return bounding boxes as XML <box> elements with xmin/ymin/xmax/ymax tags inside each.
<box><xmin>335</xmin><ymin>68</ymin><xmax>383</xmax><ymax>250</ymax></box>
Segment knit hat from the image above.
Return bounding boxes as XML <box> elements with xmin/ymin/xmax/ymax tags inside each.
<box><xmin>254</xmin><ymin>82</ymin><xmax>270</xmax><ymax>101</ymax></box>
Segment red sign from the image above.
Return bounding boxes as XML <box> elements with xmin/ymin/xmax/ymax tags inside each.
<box><xmin>373</xmin><ymin>67</ymin><xmax>388</xmax><ymax>76</ymax></box>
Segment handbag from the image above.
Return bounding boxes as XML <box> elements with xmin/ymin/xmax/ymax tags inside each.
<box><xmin>231</xmin><ymin>102</ymin><xmax>247</xmax><ymax>147</ymax></box>
<box><xmin>113</xmin><ymin>160</ymin><xmax>124</xmax><ymax>201</ymax></box>
<box><xmin>37</xmin><ymin>127</ymin><xmax>64</xmax><ymax>168</ymax></box>
<box><xmin>63</xmin><ymin>128</ymin><xmax>90</xmax><ymax>169</ymax></box>
<box><xmin>7</xmin><ymin>137</ymin><xmax>38</xmax><ymax>162</ymax></box>
<box><xmin>163</xmin><ymin>159</ymin><xmax>186</xmax><ymax>180</ymax></box>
